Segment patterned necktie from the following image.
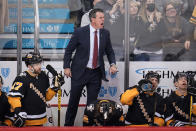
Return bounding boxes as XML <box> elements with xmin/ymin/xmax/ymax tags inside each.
<box><xmin>92</xmin><ymin>30</ymin><xmax>98</xmax><ymax>69</ymax></box>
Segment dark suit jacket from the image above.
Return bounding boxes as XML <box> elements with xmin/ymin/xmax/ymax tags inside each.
<box><xmin>63</xmin><ymin>25</ymin><xmax>116</xmax><ymax>80</ymax></box>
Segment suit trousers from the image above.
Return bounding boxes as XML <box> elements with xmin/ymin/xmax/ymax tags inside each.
<box><xmin>64</xmin><ymin>67</ymin><xmax>102</xmax><ymax>126</ymax></box>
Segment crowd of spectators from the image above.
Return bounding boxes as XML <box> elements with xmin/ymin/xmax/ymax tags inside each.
<box><xmin>69</xmin><ymin>0</ymin><xmax>196</xmax><ymax>61</ymax></box>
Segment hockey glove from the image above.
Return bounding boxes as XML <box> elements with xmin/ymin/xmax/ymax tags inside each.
<box><xmin>14</xmin><ymin>111</ymin><xmax>27</xmax><ymax>127</ymax></box>
<box><xmin>187</xmin><ymin>86</ymin><xmax>196</xmax><ymax>96</ymax></box>
<box><xmin>138</xmin><ymin>79</ymin><xmax>153</xmax><ymax>92</ymax></box>
<box><xmin>169</xmin><ymin>120</ymin><xmax>184</xmax><ymax>127</ymax></box>
<box><xmin>52</xmin><ymin>73</ymin><xmax>65</xmax><ymax>92</ymax></box>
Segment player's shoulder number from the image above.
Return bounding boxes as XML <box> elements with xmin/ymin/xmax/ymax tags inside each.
<box><xmin>11</xmin><ymin>82</ymin><xmax>23</xmax><ymax>90</ymax></box>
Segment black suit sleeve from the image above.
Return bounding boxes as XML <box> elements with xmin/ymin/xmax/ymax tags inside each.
<box><xmin>63</xmin><ymin>29</ymin><xmax>79</xmax><ymax>69</ymax></box>
<box><xmin>104</xmin><ymin>30</ymin><xmax>116</xmax><ymax>65</ymax></box>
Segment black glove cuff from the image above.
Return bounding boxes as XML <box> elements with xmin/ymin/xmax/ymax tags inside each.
<box><xmin>51</xmin><ymin>87</ymin><xmax>59</xmax><ymax>92</ymax></box>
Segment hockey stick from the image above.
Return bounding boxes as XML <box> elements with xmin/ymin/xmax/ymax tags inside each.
<box><xmin>58</xmin><ymin>87</ymin><xmax>61</xmax><ymax>127</ymax></box>
<box><xmin>54</xmin><ymin>75</ymin><xmax>62</xmax><ymax>127</ymax></box>
<box><xmin>190</xmin><ymin>95</ymin><xmax>193</xmax><ymax>126</ymax></box>
<box><xmin>46</xmin><ymin>65</ymin><xmax>65</xmax><ymax>126</ymax></box>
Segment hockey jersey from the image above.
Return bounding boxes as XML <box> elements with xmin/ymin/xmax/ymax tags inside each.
<box><xmin>0</xmin><ymin>91</ymin><xmax>13</xmax><ymax>126</ymax></box>
<box><xmin>120</xmin><ymin>87</ymin><xmax>165</xmax><ymax>126</ymax></box>
<box><xmin>8</xmin><ymin>71</ymin><xmax>56</xmax><ymax>126</ymax></box>
<box><xmin>165</xmin><ymin>91</ymin><xmax>196</xmax><ymax>126</ymax></box>
<box><xmin>190</xmin><ymin>6</ymin><xmax>196</xmax><ymax>24</ymax></box>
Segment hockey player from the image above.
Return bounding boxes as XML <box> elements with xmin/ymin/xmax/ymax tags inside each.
<box><xmin>120</xmin><ymin>71</ymin><xmax>165</xmax><ymax>126</ymax></box>
<box><xmin>190</xmin><ymin>6</ymin><xmax>196</xmax><ymax>25</ymax></box>
<box><xmin>8</xmin><ymin>52</ymin><xmax>64</xmax><ymax>127</ymax></box>
<box><xmin>165</xmin><ymin>72</ymin><xmax>196</xmax><ymax>127</ymax></box>
<box><xmin>83</xmin><ymin>99</ymin><xmax>124</xmax><ymax>126</ymax></box>
<box><xmin>0</xmin><ymin>75</ymin><xmax>13</xmax><ymax>126</ymax></box>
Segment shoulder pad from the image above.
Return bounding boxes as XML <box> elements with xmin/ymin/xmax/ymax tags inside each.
<box><xmin>18</xmin><ymin>72</ymin><xmax>27</xmax><ymax>77</ymax></box>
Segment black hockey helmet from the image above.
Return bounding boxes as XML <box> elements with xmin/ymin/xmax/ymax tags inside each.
<box><xmin>173</xmin><ymin>72</ymin><xmax>187</xmax><ymax>83</ymax></box>
<box><xmin>24</xmin><ymin>52</ymin><xmax>42</xmax><ymax>66</ymax></box>
<box><xmin>145</xmin><ymin>71</ymin><xmax>161</xmax><ymax>83</ymax></box>
<box><xmin>0</xmin><ymin>75</ymin><xmax>3</xmax><ymax>85</ymax></box>
<box><xmin>96</xmin><ymin>100</ymin><xmax>114</xmax><ymax>122</ymax></box>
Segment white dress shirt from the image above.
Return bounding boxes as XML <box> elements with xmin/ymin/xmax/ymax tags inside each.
<box><xmin>86</xmin><ymin>24</ymin><xmax>100</xmax><ymax>68</ymax></box>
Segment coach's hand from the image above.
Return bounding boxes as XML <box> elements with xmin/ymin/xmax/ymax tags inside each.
<box><xmin>64</xmin><ymin>68</ymin><xmax>72</xmax><ymax>78</ymax></box>
<box><xmin>109</xmin><ymin>64</ymin><xmax>118</xmax><ymax>74</ymax></box>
